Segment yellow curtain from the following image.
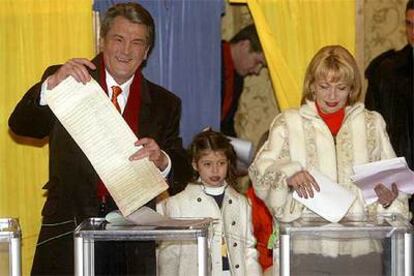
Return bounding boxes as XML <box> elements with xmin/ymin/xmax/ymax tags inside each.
<box><xmin>233</xmin><ymin>0</ymin><xmax>355</xmax><ymax>109</ymax></box>
<box><xmin>0</xmin><ymin>0</ymin><xmax>93</xmax><ymax>274</ymax></box>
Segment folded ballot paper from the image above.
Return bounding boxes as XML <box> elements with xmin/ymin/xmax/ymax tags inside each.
<box><xmin>293</xmin><ymin>169</ymin><xmax>356</xmax><ymax>223</ymax></box>
<box><xmin>351</xmin><ymin>157</ymin><xmax>414</xmax><ymax>205</ymax></box>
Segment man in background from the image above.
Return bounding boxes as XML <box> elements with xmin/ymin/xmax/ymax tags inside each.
<box><xmin>221</xmin><ymin>24</ymin><xmax>266</xmax><ymax>137</ymax></box>
<box><xmin>365</xmin><ymin>0</ymin><xmax>413</xmax><ymax>223</ymax></box>
<box><xmin>9</xmin><ymin>3</ymin><xmax>190</xmax><ymax>275</ymax></box>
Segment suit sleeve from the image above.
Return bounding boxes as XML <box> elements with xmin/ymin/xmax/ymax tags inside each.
<box><xmin>365</xmin><ymin>71</ymin><xmax>380</xmax><ymax>112</ymax></box>
<box><xmin>162</xmin><ymin>97</ymin><xmax>192</xmax><ymax>195</ymax></box>
<box><xmin>364</xmin><ymin>50</ymin><xmax>394</xmax><ymax>112</ymax></box>
<box><xmin>8</xmin><ymin>65</ymin><xmax>60</xmax><ymax>138</ymax></box>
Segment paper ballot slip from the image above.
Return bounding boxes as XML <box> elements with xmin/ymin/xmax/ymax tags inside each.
<box><xmin>293</xmin><ymin>169</ymin><xmax>356</xmax><ymax>223</ymax></box>
<box><xmin>351</xmin><ymin>157</ymin><xmax>414</xmax><ymax>205</ymax></box>
<box><xmin>45</xmin><ymin>76</ymin><xmax>168</xmax><ymax>216</ymax></box>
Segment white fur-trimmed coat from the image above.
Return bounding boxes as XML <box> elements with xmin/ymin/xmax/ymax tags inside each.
<box><xmin>158</xmin><ymin>184</ymin><xmax>262</xmax><ymax>276</ymax></box>
<box><xmin>249</xmin><ymin>101</ymin><xmax>410</xmax><ymax>256</ymax></box>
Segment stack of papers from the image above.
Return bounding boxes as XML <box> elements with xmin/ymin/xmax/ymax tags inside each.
<box><xmin>293</xmin><ymin>169</ymin><xmax>356</xmax><ymax>223</ymax></box>
<box><xmin>351</xmin><ymin>157</ymin><xmax>414</xmax><ymax>204</ymax></box>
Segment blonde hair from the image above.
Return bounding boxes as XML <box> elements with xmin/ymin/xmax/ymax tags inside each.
<box><xmin>301</xmin><ymin>45</ymin><xmax>362</xmax><ymax>105</ymax></box>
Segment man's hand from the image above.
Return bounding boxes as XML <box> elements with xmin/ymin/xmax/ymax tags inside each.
<box><xmin>47</xmin><ymin>58</ymin><xmax>96</xmax><ymax>90</ymax></box>
<box><xmin>287</xmin><ymin>170</ymin><xmax>320</xmax><ymax>199</ymax></box>
<box><xmin>374</xmin><ymin>183</ymin><xmax>398</xmax><ymax>208</ymax></box>
<box><xmin>129</xmin><ymin>138</ymin><xmax>168</xmax><ymax>171</ymax></box>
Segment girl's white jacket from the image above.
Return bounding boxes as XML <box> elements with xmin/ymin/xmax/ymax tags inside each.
<box><xmin>158</xmin><ymin>183</ymin><xmax>262</xmax><ymax>276</ymax></box>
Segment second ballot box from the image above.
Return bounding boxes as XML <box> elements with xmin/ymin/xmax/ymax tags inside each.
<box><xmin>275</xmin><ymin>214</ymin><xmax>413</xmax><ymax>276</ymax></box>
<box><xmin>0</xmin><ymin>218</ymin><xmax>21</xmax><ymax>276</ymax></box>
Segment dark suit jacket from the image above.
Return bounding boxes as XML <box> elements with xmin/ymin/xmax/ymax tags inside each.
<box><xmin>8</xmin><ymin>54</ymin><xmax>191</xmax><ymax>275</ymax></box>
<box><xmin>365</xmin><ymin>44</ymin><xmax>414</xmax><ymax>224</ymax></box>
<box><xmin>365</xmin><ymin>44</ymin><xmax>413</xmax><ymax>168</ymax></box>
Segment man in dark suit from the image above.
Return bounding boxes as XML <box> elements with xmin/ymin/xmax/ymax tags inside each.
<box><xmin>365</xmin><ymin>0</ymin><xmax>414</xmax><ymax>224</ymax></box>
<box><xmin>9</xmin><ymin>3</ymin><xmax>191</xmax><ymax>275</ymax></box>
<box><xmin>221</xmin><ymin>24</ymin><xmax>266</xmax><ymax>137</ymax></box>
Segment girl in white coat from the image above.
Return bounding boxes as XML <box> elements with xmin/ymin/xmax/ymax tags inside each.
<box><xmin>158</xmin><ymin>129</ymin><xmax>262</xmax><ymax>276</ymax></box>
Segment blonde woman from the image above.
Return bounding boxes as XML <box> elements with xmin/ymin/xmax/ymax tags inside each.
<box><xmin>249</xmin><ymin>45</ymin><xmax>410</xmax><ymax>275</ymax></box>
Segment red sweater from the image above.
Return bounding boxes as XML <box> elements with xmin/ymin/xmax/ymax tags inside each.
<box><xmin>246</xmin><ymin>186</ymin><xmax>273</xmax><ymax>270</ymax></box>
<box><xmin>315</xmin><ymin>102</ymin><xmax>345</xmax><ymax>136</ymax></box>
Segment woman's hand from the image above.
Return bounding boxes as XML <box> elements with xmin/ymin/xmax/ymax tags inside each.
<box><xmin>287</xmin><ymin>170</ymin><xmax>320</xmax><ymax>198</ymax></box>
<box><xmin>374</xmin><ymin>183</ymin><xmax>398</xmax><ymax>208</ymax></box>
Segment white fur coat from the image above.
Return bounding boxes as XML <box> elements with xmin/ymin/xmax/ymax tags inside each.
<box><xmin>249</xmin><ymin>101</ymin><xmax>410</xmax><ymax>256</ymax></box>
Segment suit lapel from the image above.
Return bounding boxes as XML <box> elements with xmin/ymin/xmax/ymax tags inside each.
<box><xmin>138</xmin><ymin>78</ymin><xmax>155</xmax><ymax>138</ymax></box>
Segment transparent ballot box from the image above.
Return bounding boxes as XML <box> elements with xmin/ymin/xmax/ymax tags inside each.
<box><xmin>277</xmin><ymin>215</ymin><xmax>413</xmax><ymax>276</ymax></box>
<box><xmin>74</xmin><ymin>218</ymin><xmax>212</xmax><ymax>276</ymax></box>
<box><xmin>0</xmin><ymin>218</ymin><xmax>21</xmax><ymax>276</ymax></box>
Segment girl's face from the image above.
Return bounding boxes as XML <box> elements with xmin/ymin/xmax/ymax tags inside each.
<box><xmin>193</xmin><ymin>150</ymin><xmax>228</xmax><ymax>187</ymax></box>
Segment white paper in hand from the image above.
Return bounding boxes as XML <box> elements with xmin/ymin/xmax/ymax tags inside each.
<box><xmin>351</xmin><ymin>157</ymin><xmax>414</xmax><ymax>204</ymax></box>
<box><xmin>45</xmin><ymin>76</ymin><xmax>168</xmax><ymax>217</ymax></box>
<box><xmin>293</xmin><ymin>169</ymin><xmax>356</xmax><ymax>222</ymax></box>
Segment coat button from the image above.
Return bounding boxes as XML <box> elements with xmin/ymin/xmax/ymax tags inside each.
<box><xmin>228</xmin><ymin>199</ymin><xmax>232</xmax><ymax>204</ymax></box>
<box><xmin>233</xmin><ymin>242</ymin><xmax>237</xmax><ymax>247</ymax></box>
<box><xmin>235</xmin><ymin>264</ymin><xmax>239</xmax><ymax>269</ymax></box>
<box><xmin>231</xmin><ymin>221</ymin><xmax>236</xmax><ymax>226</ymax></box>
<box><xmin>197</xmin><ymin>197</ymin><xmax>202</xmax><ymax>202</ymax></box>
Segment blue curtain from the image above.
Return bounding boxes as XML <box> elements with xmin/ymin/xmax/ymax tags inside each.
<box><xmin>94</xmin><ymin>0</ymin><xmax>223</xmax><ymax>146</ymax></box>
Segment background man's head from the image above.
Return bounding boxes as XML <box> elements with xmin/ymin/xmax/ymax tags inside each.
<box><xmin>100</xmin><ymin>3</ymin><xmax>155</xmax><ymax>84</ymax></box>
<box><xmin>230</xmin><ymin>24</ymin><xmax>266</xmax><ymax>76</ymax></box>
<box><xmin>406</xmin><ymin>0</ymin><xmax>414</xmax><ymax>46</ymax></box>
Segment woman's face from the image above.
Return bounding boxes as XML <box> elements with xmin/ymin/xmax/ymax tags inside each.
<box><xmin>192</xmin><ymin>150</ymin><xmax>228</xmax><ymax>187</ymax></box>
<box><xmin>312</xmin><ymin>74</ymin><xmax>351</xmax><ymax>114</ymax></box>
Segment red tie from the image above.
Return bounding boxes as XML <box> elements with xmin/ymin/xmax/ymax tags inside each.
<box><xmin>111</xmin><ymin>86</ymin><xmax>122</xmax><ymax>112</ymax></box>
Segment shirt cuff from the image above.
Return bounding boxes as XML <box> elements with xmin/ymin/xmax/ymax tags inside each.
<box><xmin>160</xmin><ymin>150</ymin><xmax>171</xmax><ymax>178</ymax></box>
<box><xmin>39</xmin><ymin>77</ymin><xmax>50</xmax><ymax>106</ymax></box>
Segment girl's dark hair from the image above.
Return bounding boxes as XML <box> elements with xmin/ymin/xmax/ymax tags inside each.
<box><xmin>188</xmin><ymin>129</ymin><xmax>238</xmax><ymax>186</ymax></box>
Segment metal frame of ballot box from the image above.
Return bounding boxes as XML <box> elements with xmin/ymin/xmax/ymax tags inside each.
<box><xmin>74</xmin><ymin>218</ymin><xmax>211</xmax><ymax>276</ymax></box>
<box><xmin>0</xmin><ymin>218</ymin><xmax>21</xmax><ymax>276</ymax></box>
<box><xmin>278</xmin><ymin>215</ymin><xmax>413</xmax><ymax>276</ymax></box>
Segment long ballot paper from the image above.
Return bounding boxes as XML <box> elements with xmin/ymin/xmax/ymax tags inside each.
<box><xmin>45</xmin><ymin>76</ymin><xmax>168</xmax><ymax>216</ymax></box>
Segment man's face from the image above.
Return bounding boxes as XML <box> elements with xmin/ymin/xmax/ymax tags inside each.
<box><xmin>234</xmin><ymin>40</ymin><xmax>266</xmax><ymax>76</ymax></box>
<box><xmin>101</xmin><ymin>16</ymin><xmax>150</xmax><ymax>84</ymax></box>
<box><xmin>406</xmin><ymin>9</ymin><xmax>414</xmax><ymax>47</ymax></box>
